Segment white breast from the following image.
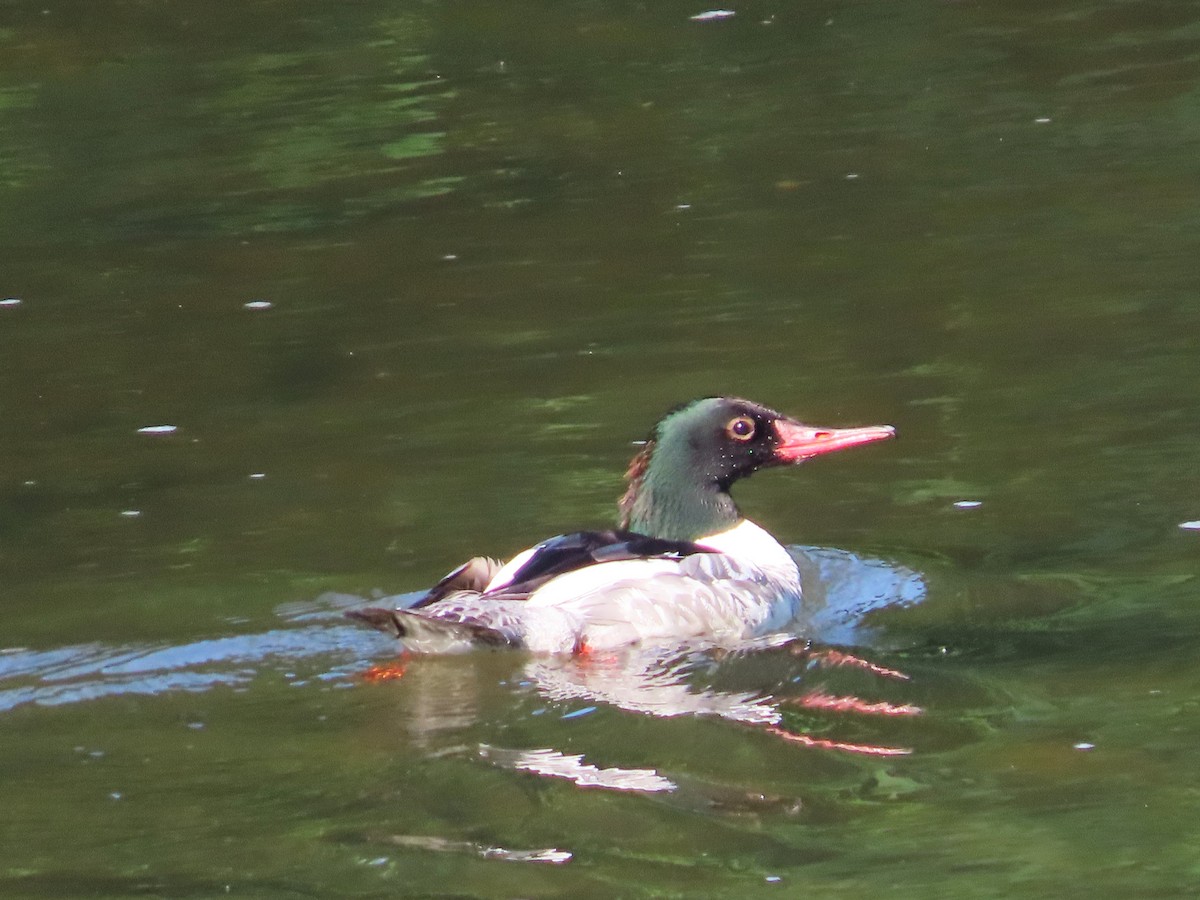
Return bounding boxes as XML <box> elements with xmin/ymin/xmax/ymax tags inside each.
<box><xmin>695</xmin><ymin>519</ymin><xmax>800</xmax><ymax>580</ymax></box>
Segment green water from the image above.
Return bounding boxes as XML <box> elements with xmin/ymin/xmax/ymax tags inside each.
<box><xmin>4</xmin><ymin>0</ymin><xmax>1200</xmax><ymax>895</ymax></box>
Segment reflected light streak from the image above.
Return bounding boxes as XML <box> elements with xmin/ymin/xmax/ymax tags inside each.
<box><xmin>793</xmin><ymin>690</ymin><xmax>923</xmax><ymax>717</ymax></box>
<box><xmin>805</xmin><ymin>648</ymin><xmax>910</xmax><ymax>681</ymax></box>
<box><xmin>765</xmin><ymin>726</ymin><xmax>912</xmax><ymax>757</ymax></box>
<box><xmin>481</xmin><ymin>744</ymin><xmax>677</xmax><ymax>793</ymax></box>
<box><xmin>383</xmin><ymin>833</ymin><xmax>572</xmax><ymax>864</ymax></box>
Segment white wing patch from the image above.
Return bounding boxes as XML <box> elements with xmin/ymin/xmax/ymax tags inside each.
<box><xmin>484</xmin><ymin>545</ymin><xmax>540</xmax><ymax>592</ymax></box>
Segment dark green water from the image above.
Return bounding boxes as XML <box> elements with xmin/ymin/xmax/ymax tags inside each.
<box><xmin>4</xmin><ymin>0</ymin><xmax>1200</xmax><ymax>895</ymax></box>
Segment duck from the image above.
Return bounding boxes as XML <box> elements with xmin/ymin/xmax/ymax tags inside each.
<box><xmin>348</xmin><ymin>397</ymin><xmax>894</xmax><ymax>654</ymax></box>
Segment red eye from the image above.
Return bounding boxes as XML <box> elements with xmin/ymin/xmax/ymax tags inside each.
<box><xmin>726</xmin><ymin>416</ymin><xmax>755</xmax><ymax>441</ymax></box>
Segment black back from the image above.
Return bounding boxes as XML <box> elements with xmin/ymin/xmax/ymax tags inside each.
<box><xmin>503</xmin><ymin>530</ymin><xmax>713</xmax><ymax>591</ymax></box>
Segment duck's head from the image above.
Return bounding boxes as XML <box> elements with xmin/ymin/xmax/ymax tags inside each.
<box><xmin>618</xmin><ymin>397</ymin><xmax>895</xmax><ymax>541</ymax></box>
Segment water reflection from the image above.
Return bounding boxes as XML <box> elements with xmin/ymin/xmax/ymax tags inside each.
<box><xmin>0</xmin><ymin>546</ymin><xmax>926</xmax><ymax>772</ymax></box>
<box><xmin>480</xmin><ymin>744</ymin><xmax>677</xmax><ymax>793</ymax></box>
<box><xmin>360</xmin><ymin>633</ymin><xmax>924</xmax><ymax>799</ymax></box>
<box><xmin>525</xmin><ymin>645</ymin><xmax>783</xmax><ymax>726</ymax></box>
<box><xmin>379</xmin><ymin>832</ymin><xmax>572</xmax><ymax>865</ymax></box>
<box><xmin>791</xmin><ymin>546</ymin><xmax>926</xmax><ymax>647</ymax></box>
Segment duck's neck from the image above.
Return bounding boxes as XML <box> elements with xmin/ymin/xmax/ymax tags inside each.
<box><xmin>618</xmin><ymin>442</ymin><xmax>741</xmax><ymax>542</ymax></box>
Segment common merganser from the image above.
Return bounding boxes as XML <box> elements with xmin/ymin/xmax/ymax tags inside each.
<box><xmin>349</xmin><ymin>397</ymin><xmax>894</xmax><ymax>654</ymax></box>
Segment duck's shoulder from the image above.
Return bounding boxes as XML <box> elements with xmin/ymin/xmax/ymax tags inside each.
<box><xmin>695</xmin><ymin>519</ymin><xmax>799</xmax><ymax>576</ymax></box>
<box><xmin>485</xmin><ymin>529</ymin><xmax>713</xmax><ymax>595</ymax></box>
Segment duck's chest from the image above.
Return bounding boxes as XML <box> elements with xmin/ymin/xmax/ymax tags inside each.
<box><xmin>694</xmin><ymin>519</ymin><xmax>800</xmax><ymax>582</ymax></box>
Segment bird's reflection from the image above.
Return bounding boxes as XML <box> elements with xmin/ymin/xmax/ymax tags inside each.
<box><xmin>479</xmin><ymin>744</ymin><xmax>678</xmax><ymax>793</ymax></box>
<box><xmin>373</xmin><ymin>632</ymin><xmax>922</xmax><ymax>794</ymax></box>
<box><xmin>524</xmin><ymin>643</ymin><xmax>785</xmax><ymax>726</ymax></box>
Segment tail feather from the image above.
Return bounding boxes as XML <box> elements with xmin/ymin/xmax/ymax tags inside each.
<box><xmin>413</xmin><ymin>556</ymin><xmax>505</xmax><ymax>609</ymax></box>
<box><xmin>345</xmin><ymin>606</ymin><xmax>409</xmax><ymax>638</ymax></box>
<box><xmin>346</xmin><ymin>606</ymin><xmax>515</xmax><ymax>653</ymax></box>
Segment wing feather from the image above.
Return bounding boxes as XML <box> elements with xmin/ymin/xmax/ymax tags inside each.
<box><xmin>484</xmin><ymin>530</ymin><xmax>713</xmax><ymax>596</ymax></box>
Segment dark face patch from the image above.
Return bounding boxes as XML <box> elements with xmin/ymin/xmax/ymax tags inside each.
<box><xmin>624</xmin><ymin>396</ymin><xmax>801</xmax><ymax>539</ymax></box>
<box><xmin>669</xmin><ymin>397</ymin><xmax>787</xmax><ymax>489</ymax></box>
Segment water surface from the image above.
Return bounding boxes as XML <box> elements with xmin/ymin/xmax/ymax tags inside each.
<box><xmin>3</xmin><ymin>1</ymin><xmax>1200</xmax><ymax>895</ymax></box>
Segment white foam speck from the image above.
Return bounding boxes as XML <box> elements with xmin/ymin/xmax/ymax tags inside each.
<box><xmin>0</xmin><ymin>298</ymin><xmax>22</xmax><ymax>307</ymax></box>
<box><xmin>690</xmin><ymin>9</ymin><xmax>736</xmax><ymax>21</ymax></box>
<box><xmin>249</xmin><ymin>473</ymin><xmax>266</xmax><ymax>480</ymax></box>
<box><xmin>1035</xmin><ymin>117</ymin><xmax>1052</xmax><ymax>124</ymax></box>
<box><xmin>1179</xmin><ymin>520</ymin><xmax>1200</xmax><ymax>530</ymax></box>
<box><xmin>120</xmin><ymin>510</ymin><xmax>142</xmax><ymax>518</ymax></box>
<box><xmin>137</xmin><ymin>425</ymin><xmax>177</xmax><ymax>435</ymax></box>
<box><xmin>243</xmin><ymin>300</ymin><xmax>272</xmax><ymax>310</ymax></box>
<box><xmin>953</xmin><ymin>500</ymin><xmax>983</xmax><ymax>509</ymax></box>
<box><xmin>1073</xmin><ymin>742</ymin><xmax>1095</xmax><ymax>751</ymax></box>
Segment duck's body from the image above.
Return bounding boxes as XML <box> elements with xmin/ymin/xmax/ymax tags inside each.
<box><xmin>349</xmin><ymin>398</ymin><xmax>894</xmax><ymax>654</ymax></box>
